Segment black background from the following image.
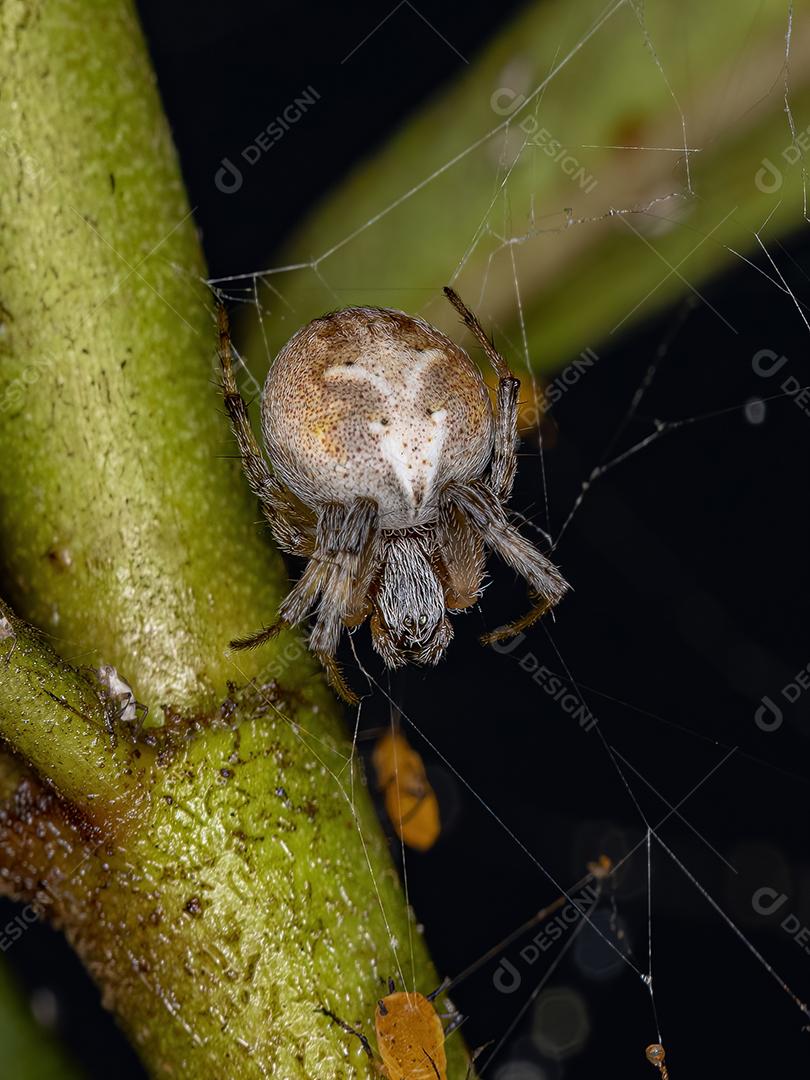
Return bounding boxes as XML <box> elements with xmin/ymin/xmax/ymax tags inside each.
<box><xmin>3</xmin><ymin>2</ymin><xmax>809</xmax><ymax>1077</ymax></box>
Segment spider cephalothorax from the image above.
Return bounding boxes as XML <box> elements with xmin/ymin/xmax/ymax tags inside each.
<box><xmin>219</xmin><ymin>287</ymin><xmax>568</xmax><ymax>701</ymax></box>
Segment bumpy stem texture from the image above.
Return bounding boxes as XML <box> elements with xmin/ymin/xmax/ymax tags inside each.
<box><xmin>0</xmin><ymin>2</ymin><xmax>463</xmax><ymax>1075</ymax></box>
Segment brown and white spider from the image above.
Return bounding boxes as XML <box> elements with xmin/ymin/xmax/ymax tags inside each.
<box><xmin>218</xmin><ymin>287</ymin><xmax>568</xmax><ymax>702</ymax></box>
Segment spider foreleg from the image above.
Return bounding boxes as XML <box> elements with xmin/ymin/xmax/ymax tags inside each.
<box><xmin>490</xmin><ymin>368</ymin><xmax>520</xmax><ymax>500</ymax></box>
<box><xmin>443</xmin><ymin>286</ymin><xmax>511</xmax><ymax>379</ymax></box>
<box><xmin>443</xmin><ymin>286</ymin><xmax>520</xmax><ymax>500</ymax></box>
<box><xmin>218</xmin><ymin>302</ymin><xmax>281</xmax><ymax>503</ymax></box>
<box><xmin>446</xmin><ymin>483</ymin><xmax>569</xmax><ymax>643</ymax></box>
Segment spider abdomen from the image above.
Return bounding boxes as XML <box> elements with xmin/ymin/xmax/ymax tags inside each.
<box><xmin>261</xmin><ymin>306</ymin><xmax>493</xmax><ymax>528</ymax></box>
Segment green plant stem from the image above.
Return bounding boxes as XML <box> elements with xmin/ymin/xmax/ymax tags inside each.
<box><xmin>0</xmin><ymin>0</ymin><xmax>285</xmax><ymax>712</ymax></box>
<box><xmin>0</xmin><ymin>3</ymin><xmax>463</xmax><ymax>1075</ymax></box>
<box><xmin>0</xmin><ymin>600</ymin><xmax>143</xmax><ymax>820</ymax></box>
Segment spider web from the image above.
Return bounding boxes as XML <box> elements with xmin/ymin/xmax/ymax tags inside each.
<box><xmin>197</xmin><ymin>1</ymin><xmax>810</xmax><ymax>1075</ymax></box>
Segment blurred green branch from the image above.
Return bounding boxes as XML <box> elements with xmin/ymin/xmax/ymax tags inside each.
<box><xmin>0</xmin><ymin>956</ymin><xmax>84</xmax><ymax>1080</ymax></box>
<box><xmin>250</xmin><ymin>0</ymin><xmax>810</xmax><ymax>375</ymax></box>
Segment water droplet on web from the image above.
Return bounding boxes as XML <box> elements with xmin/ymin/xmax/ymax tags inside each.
<box><xmin>744</xmin><ymin>397</ymin><xmax>766</xmax><ymax>424</ymax></box>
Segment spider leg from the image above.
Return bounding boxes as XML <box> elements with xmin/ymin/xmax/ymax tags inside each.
<box><xmin>435</xmin><ymin>501</ymin><xmax>485</xmax><ymax>611</ymax></box>
<box><xmin>316</xmin><ymin>651</ymin><xmax>360</xmax><ymax>706</ymax></box>
<box><xmin>272</xmin><ymin>502</ymin><xmax>373</xmax><ymax>631</ymax></box>
<box><xmin>490</xmin><ymin>368</ymin><xmax>520</xmax><ymax>502</ymax></box>
<box><xmin>463</xmin><ymin>1042</ymin><xmax>492</xmax><ymax>1079</ymax></box>
<box><xmin>278</xmin><ymin>556</ymin><xmax>332</xmax><ymax>627</ymax></box>
<box><xmin>277</xmin><ymin>499</ymin><xmax>377</xmax><ymax>703</ymax></box>
<box><xmin>343</xmin><ymin>532</ymin><xmax>383</xmax><ymax>627</ymax></box>
<box><xmin>425</xmin><ymin>977</ymin><xmax>451</xmax><ymax>1003</ymax></box>
<box><xmin>305</xmin><ymin>500</ymin><xmax>378</xmax><ymax>653</ymax></box>
<box><xmin>132</xmin><ymin>700</ymin><xmax>149</xmax><ymax>740</ymax></box>
<box><xmin>229</xmin><ymin>494</ymin><xmax>377</xmax><ymax>707</ymax></box>
<box><xmin>229</xmin><ymin>620</ymin><xmax>289</xmax><ymax>651</ymax></box>
<box><xmin>446</xmin><ymin>483</ymin><xmax>568</xmax><ymax>644</ymax></box>
<box><xmin>480</xmin><ymin>597</ymin><xmax>555</xmax><ymax>645</ymax></box>
<box><xmin>217</xmin><ymin>302</ymin><xmax>314</xmax><ymax>556</ymax></box>
<box><xmin>443</xmin><ymin>286</ymin><xmax>520</xmax><ymax>501</ymax></box>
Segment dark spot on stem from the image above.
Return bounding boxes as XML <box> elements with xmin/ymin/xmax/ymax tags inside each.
<box><xmin>184</xmin><ymin>896</ymin><xmax>202</xmax><ymax>917</ymax></box>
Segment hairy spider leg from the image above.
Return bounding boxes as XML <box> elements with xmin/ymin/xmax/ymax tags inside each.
<box><xmin>276</xmin><ymin>498</ymin><xmax>378</xmax><ymax>703</ymax></box>
<box><xmin>219</xmin><ymin>302</ymin><xmax>361</xmax><ymax>701</ymax></box>
<box><xmin>445</xmin><ymin>481</ymin><xmax>569</xmax><ymax>644</ymax></box>
<box><xmin>217</xmin><ymin>302</ymin><xmax>315</xmax><ymax>557</ymax></box>
<box><xmin>435</xmin><ymin>501</ymin><xmax>486</xmax><ymax>611</ymax></box>
<box><xmin>443</xmin><ymin>286</ymin><xmax>520</xmax><ymax>501</ymax></box>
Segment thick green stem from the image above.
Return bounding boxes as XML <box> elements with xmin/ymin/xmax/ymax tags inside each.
<box><xmin>0</xmin><ymin>599</ymin><xmax>143</xmax><ymax>820</ymax></box>
<box><xmin>0</xmin><ymin>3</ymin><xmax>463</xmax><ymax>1075</ymax></box>
<box><xmin>0</xmin><ymin>0</ymin><xmax>289</xmax><ymax>712</ymax></box>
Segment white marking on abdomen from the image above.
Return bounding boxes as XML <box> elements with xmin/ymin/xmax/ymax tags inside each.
<box><xmin>328</xmin><ymin>350</ymin><xmax>448</xmax><ymax>513</ymax></box>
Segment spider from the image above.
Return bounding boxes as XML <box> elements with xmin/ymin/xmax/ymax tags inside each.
<box><xmin>218</xmin><ymin>287</ymin><xmax>568</xmax><ymax>702</ymax></box>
